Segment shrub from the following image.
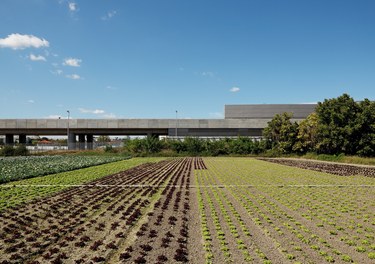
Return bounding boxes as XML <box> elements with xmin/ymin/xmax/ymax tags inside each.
<box><xmin>14</xmin><ymin>145</ymin><xmax>29</xmax><ymax>156</ymax></box>
<box><xmin>0</xmin><ymin>146</ymin><xmax>15</xmax><ymax>156</ymax></box>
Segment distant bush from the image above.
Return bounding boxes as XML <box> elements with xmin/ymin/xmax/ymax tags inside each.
<box><xmin>0</xmin><ymin>146</ymin><xmax>15</xmax><ymax>156</ymax></box>
<box><xmin>14</xmin><ymin>145</ymin><xmax>29</xmax><ymax>156</ymax></box>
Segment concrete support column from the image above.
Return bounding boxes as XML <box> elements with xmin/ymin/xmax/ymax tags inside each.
<box><xmin>19</xmin><ymin>134</ymin><xmax>27</xmax><ymax>144</ymax></box>
<box><xmin>86</xmin><ymin>134</ymin><xmax>93</xmax><ymax>150</ymax></box>
<box><xmin>68</xmin><ymin>132</ymin><xmax>76</xmax><ymax>150</ymax></box>
<box><xmin>5</xmin><ymin>134</ymin><xmax>14</xmax><ymax>145</ymax></box>
<box><xmin>78</xmin><ymin>134</ymin><xmax>85</xmax><ymax>150</ymax></box>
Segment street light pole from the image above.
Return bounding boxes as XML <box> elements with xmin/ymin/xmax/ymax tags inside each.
<box><xmin>175</xmin><ymin>110</ymin><xmax>178</xmax><ymax>138</ymax></box>
<box><xmin>67</xmin><ymin>110</ymin><xmax>70</xmax><ymax>149</ymax></box>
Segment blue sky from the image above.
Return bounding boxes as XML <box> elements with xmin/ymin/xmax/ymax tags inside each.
<box><xmin>0</xmin><ymin>0</ymin><xmax>374</xmax><ymax>119</ymax></box>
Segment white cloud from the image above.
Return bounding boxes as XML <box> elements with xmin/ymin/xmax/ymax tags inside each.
<box><xmin>27</xmin><ymin>99</ymin><xmax>35</xmax><ymax>104</ymax></box>
<box><xmin>0</xmin><ymin>33</ymin><xmax>49</xmax><ymax>50</ymax></box>
<box><xmin>63</xmin><ymin>57</ymin><xmax>82</xmax><ymax>67</ymax></box>
<box><xmin>69</xmin><ymin>2</ymin><xmax>77</xmax><ymax>11</ymax></box>
<box><xmin>78</xmin><ymin>108</ymin><xmax>105</xmax><ymax>114</ymax></box>
<box><xmin>29</xmin><ymin>54</ymin><xmax>46</xmax><ymax>61</ymax></box>
<box><xmin>66</xmin><ymin>74</ymin><xmax>82</xmax><ymax>80</ymax></box>
<box><xmin>230</xmin><ymin>87</ymin><xmax>240</xmax><ymax>93</ymax></box>
<box><xmin>101</xmin><ymin>10</ymin><xmax>117</xmax><ymax>20</ymax></box>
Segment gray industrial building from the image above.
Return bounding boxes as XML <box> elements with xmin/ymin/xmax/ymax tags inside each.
<box><xmin>225</xmin><ymin>104</ymin><xmax>317</xmax><ymax>119</ymax></box>
<box><xmin>0</xmin><ymin>104</ymin><xmax>316</xmax><ymax>149</ymax></box>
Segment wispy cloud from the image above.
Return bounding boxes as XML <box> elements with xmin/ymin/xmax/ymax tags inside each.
<box><xmin>69</xmin><ymin>2</ymin><xmax>77</xmax><ymax>12</ymax></box>
<box><xmin>0</xmin><ymin>34</ymin><xmax>49</xmax><ymax>50</ymax></box>
<box><xmin>230</xmin><ymin>87</ymin><xmax>240</xmax><ymax>93</ymax></box>
<box><xmin>66</xmin><ymin>74</ymin><xmax>82</xmax><ymax>80</ymax></box>
<box><xmin>63</xmin><ymin>57</ymin><xmax>82</xmax><ymax>67</ymax></box>
<box><xmin>101</xmin><ymin>10</ymin><xmax>117</xmax><ymax>21</ymax></box>
<box><xmin>78</xmin><ymin>108</ymin><xmax>105</xmax><ymax>114</ymax></box>
<box><xmin>29</xmin><ymin>54</ymin><xmax>46</xmax><ymax>61</ymax></box>
<box><xmin>27</xmin><ymin>99</ymin><xmax>35</xmax><ymax>104</ymax></box>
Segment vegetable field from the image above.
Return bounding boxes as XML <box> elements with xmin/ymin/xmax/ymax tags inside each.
<box><xmin>0</xmin><ymin>156</ymin><xmax>130</xmax><ymax>183</ymax></box>
<box><xmin>0</xmin><ymin>157</ymin><xmax>374</xmax><ymax>263</ymax></box>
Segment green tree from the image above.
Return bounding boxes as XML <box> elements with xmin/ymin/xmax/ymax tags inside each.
<box><xmin>184</xmin><ymin>137</ymin><xmax>204</xmax><ymax>155</ymax></box>
<box><xmin>293</xmin><ymin>112</ymin><xmax>318</xmax><ymax>153</ymax></box>
<box><xmin>315</xmin><ymin>94</ymin><xmax>361</xmax><ymax>155</ymax></box>
<box><xmin>263</xmin><ymin>112</ymin><xmax>298</xmax><ymax>153</ymax></box>
<box><xmin>356</xmin><ymin>99</ymin><xmax>375</xmax><ymax>156</ymax></box>
<box><xmin>144</xmin><ymin>136</ymin><xmax>162</xmax><ymax>153</ymax></box>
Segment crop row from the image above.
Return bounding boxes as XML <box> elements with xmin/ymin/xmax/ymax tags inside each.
<box><xmin>0</xmin><ymin>155</ymin><xmax>131</xmax><ymax>183</ymax></box>
<box><xmin>118</xmin><ymin>157</ymin><xmax>193</xmax><ymax>263</ymax></box>
<box><xmin>202</xmin><ymin>157</ymin><xmax>375</xmax><ymax>263</ymax></box>
<box><xmin>0</xmin><ymin>157</ymin><xmax>164</xmax><ymax>211</ymax></box>
<box><xmin>0</xmin><ymin>158</ymin><xmax>186</xmax><ymax>263</ymax></box>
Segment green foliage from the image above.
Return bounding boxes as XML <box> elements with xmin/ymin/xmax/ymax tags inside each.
<box><xmin>14</xmin><ymin>145</ymin><xmax>29</xmax><ymax>156</ymax></box>
<box><xmin>293</xmin><ymin>112</ymin><xmax>318</xmax><ymax>153</ymax></box>
<box><xmin>0</xmin><ymin>157</ymin><xmax>164</xmax><ymax>211</ymax></box>
<box><xmin>356</xmin><ymin>99</ymin><xmax>375</xmax><ymax>156</ymax></box>
<box><xmin>123</xmin><ymin>136</ymin><xmax>163</xmax><ymax>155</ymax></box>
<box><xmin>263</xmin><ymin>112</ymin><xmax>298</xmax><ymax>154</ymax></box>
<box><xmin>124</xmin><ymin>136</ymin><xmax>264</xmax><ymax>156</ymax></box>
<box><xmin>104</xmin><ymin>145</ymin><xmax>115</xmax><ymax>153</ymax></box>
<box><xmin>0</xmin><ymin>155</ymin><xmax>129</xmax><ymax>183</ymax></box>
<box><xmin>262</xmin><ymin>93</ymin><xmax>374</xmax><ymax>157</ymax></box>
<box><xmin>0</xmin><ymin>145</ymin><xmax>15</xmax><ymax>156</ymax></box>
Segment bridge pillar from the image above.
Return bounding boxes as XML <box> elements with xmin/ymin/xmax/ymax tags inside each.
<box><xmin>5</xmin><ymin>134</ymin><xmax>14</xmax><ymax>145</ymax></box>
<box><xmin>68</xmin><ymin>132</ymin><xmax>76</xmax><ymax>150</ymax></box>
<box><xmin>87</xmin><ymin>134</ymin><xmax>93</xmax><ymax>150</ymax></box>
<box><xmin>19</xmin><ymin>134</ymin><xmax>27</xmax><ymax>144</ymax></box>
<box><xmin>78</xmin><ymin>134</ymin><xmax>85</xmax><ymax>150</ymax></box>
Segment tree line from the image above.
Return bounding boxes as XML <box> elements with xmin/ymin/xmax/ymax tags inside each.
<box><xmin>263</xmin><ymin>93</ymin><xmax>375</xmax><ymax>157</ymax></box>
<box><xmin>122</xmin><ymin>94</ymin><xmax>374</xmax><ymax>157</ymax></box>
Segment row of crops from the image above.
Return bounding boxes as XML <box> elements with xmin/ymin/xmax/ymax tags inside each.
<box><xmin>196</xmin><ymin>158</ymin><xmax>375</xmax><ymax>263</ymax></box>
<box><xmin>0</xmin><ymin>155</ymin><xmax>130</xmax><ymax>183</ymax></box>
<box><xmin>0</xmin><ymin>157</ymin><xmax>374</xmax><ymax>263</ymax></box>
<box><xmin>0</xmin><ymin>158</ymin><xmax>194</xmax><ymax>263</ymax></box>
<box><xmin>0</xmin><ymin>157</ymin><xmax>164</xmax><ymax>211</ymax></box>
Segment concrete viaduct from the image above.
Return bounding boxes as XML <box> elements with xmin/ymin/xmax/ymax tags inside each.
<box><xmin>0</xmin><ymin>104</ymin><xmax>316</xmax><ymax>149</ymax></box>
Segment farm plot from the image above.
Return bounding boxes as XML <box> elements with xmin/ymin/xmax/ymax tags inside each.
<box><xmin>0</xmin><ymin>157</ymin><xmax>164</xmax><ymax>211</ymax></box>
<box><xmin>1</xmin><ymin>157</ymin><xmax>374</xmax><ymax>264</ymax></box>
<box><xmin>196</xmin><ymin>158</ymin><xmax>375</xmax><ymax>263</ymax></box>
<box><xmin>0</xmin><ymin>155</ymin><xmax>130</xmax><ymax>183</ymax></box>
<box><xmin>258</xmin><ymin>158</ymin><xmax>375</xmax><ymax>177</ymax></box>
<box><xmin>0</xmin><ymin>158</ymin><xmax>200</xmax><ymax>264</ymax></box>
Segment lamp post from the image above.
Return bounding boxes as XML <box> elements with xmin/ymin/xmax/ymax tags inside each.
<box><xmin>175</xmin><ymin>110</ymin><xmax>178</xmax><ymax>138</ymax></box>
<box><xmin>67</xmin><ymin>110</ymin><xmax>70</xmax><ymax>149</ymax></box>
